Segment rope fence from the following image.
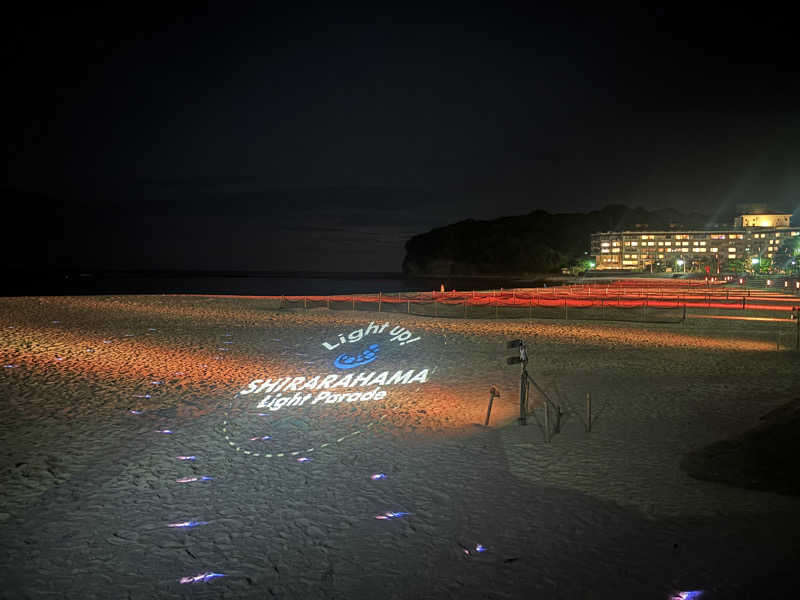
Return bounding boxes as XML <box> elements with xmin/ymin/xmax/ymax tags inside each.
<box><xmin>274</xmin><ymin>281</ymin><xmax>800</xmax><ymax>326</ymax></box>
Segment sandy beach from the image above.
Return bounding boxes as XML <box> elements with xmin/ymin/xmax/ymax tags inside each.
<box><xmin>2</xmin><ymin>294</ymin><xmax>799</xmax><ymax>599</ymax></box>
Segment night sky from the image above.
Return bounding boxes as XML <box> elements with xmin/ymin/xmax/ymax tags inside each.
<box><xmin>3</xmin><ymin>5</ymin><xmax>798</xmax><ymax>272</ymax></box>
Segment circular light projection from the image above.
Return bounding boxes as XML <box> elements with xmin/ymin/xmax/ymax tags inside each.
<box><xmin>221</xmin><ymin>320</ymin><xmax>445</xmax><ymax>458</ymax></box>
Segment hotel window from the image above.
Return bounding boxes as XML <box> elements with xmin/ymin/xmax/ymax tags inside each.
<box><xmin>776</xmin><ymin>233</ymin><xmax>781</xmax><ymax>237</ymax></box>
<box><xmin>729</xmin><ymin>234</ymin><xmax>736</xmax><ymax>239</ymax></box>
<box><xmin>768</xmin><ymin>253</ymin><xmax>774</xmax><ymax>258</ymax></box>
<box><xmin>601</xmin><ymin>242</ymin><xmax>610</xmax><ymax>247</ymax></box>
<box><xmin>601</xmin><ymin>248</ymin><xmax>610</xmax><ymax>253</ymax></box>
<box><xmin>647</xmin><ymin>242</ymin><xmax>654</xmax><ymax>246</ymax></box>
<box><xmin>700</xmin><ymin>241</ymin><xmax>706</xmax><ymax>246</ymax></box>
<box><xmin>658</xmin><ymin>254</ymin><xmax>664</xmax><ymax>258</ymax></box>
<box><xmin>792</xmin><ymin>231</ymin><xmax>799</xmax><ymax>236</ymax></box>
<box><xmin>682</xmin><ymin>241</ymin><xmax>689</xmax><ymax>246</ymax></box>
<box><xmin>728</xmin><ymin>247</ymin><xmax>736</xmax><ymax>252</ymax></box>
<box><xmin>612</xmin><ymin>241</ymin><xmax>621</xmax><ymax>246</ymax></box>
<box><xmin>611</xmin><ymin>248</ymin><xmax>620</xmax><ymax>253</ymax></box>
<box><xmin>631</xmin><ymin>241</ymin><xmax>638</xmax><ymax>246</ymax></box>
<box><xmin>711</xmin><ymin>234</ymin><xmax>725</xmax><ymax>239</ymax></box>
<box><xmin>728</xmin><ymin>254</ymin><xmax>736</xmax><ymax>259</ymax></box>
<box><xmin>692</xmin><ymin>241</ymin><xmax>699</xmax><ymax>246</ymax></box>
<box><xmin>664</xmin><ymin>241</ymin><xmax>671</xmax><ymax>246</ymax></box>
<box><xmin>710</xmin><ymin>247</ymin><xmax>718</xmax><ymax>252</ymax></box>
<box><xmin>697</xmin><ymin>248</ymin><xmax>706</xmax><ymax>252</ymax></box>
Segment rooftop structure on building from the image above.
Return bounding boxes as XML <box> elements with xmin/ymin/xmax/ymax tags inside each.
<box><xmin>591</xmin><ymin>211</ymin><xmax>798</xmax><ymax>272</ymax></box>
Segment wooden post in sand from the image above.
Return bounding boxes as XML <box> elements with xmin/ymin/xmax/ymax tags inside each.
<box><xmin>794</xmin><ymin>307</ymin><xmax>800</xmax><ymax>350</ymax></box>
<box><xmin>543</xmin><ymin>389</ymin><xmax>549</xmax><ymax>441</ymax></box>
<box><xmin>485</xmin><ymin>386</ymin><xmax>499</xmax><ymax>426</ymax></box>
<box><xmin>519</xmin><ymin>371</ymin><xmax>527</xmax><ymax>426</ymax></box>
<box><xmin>585</xmin><ymin>392</ymin><xmax>592</xmax><ymax>432</ymax></box>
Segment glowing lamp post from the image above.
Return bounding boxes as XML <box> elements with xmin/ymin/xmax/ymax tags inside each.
<box><xmin>676</xmin><ymin>259</ymin><xmax>685</xmax><ymax>273</ymax></box>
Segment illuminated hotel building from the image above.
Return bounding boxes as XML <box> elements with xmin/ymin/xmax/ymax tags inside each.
<box><xmin>591</xmin><ymin>212</ymin><xmax>799</xmax><ymax>271</ymax></box>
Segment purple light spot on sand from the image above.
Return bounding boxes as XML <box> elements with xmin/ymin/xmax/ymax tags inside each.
<box><xmin>54</xmin><ymin>357</ymin><xmax>64</xmax><ymax>361</ymax></box>
<box><xmin>297</xmin><ymin>457</ymin><xmax>312</xmax><ymax>463</ymax></box>
<box><xmin>375</xmin><ymin>511</ymin><xmax>410</xmax><ymax>520</ymax></box>
<box><xmin>176</xmin><ymin>455</ymin><xmax>196</xmax><ymax>461</ymax></box>
<box><xmin>150</xmin><ymin>381</ymin><xmax>161</xmax><ymax>385</ymax></box>
<box><xmin>134</xmin><ymin>394</ymin><xmax>151</xmax><ymax>399</ymax></box>
<box><xmin>176</xmin><ymin>476</ymin><xmax>213</xmax><ymax>483</ymax></box>
<box><xmin>168</xmin><ymin>520</ymin><xmax>208</xmax><ymax>528</ymax></box>
<box><xmin>179</xmin><ymin>572</ymin><xmax>226</xmax><ymax>584</ymax></box>
<box><xmin>250</xmin><ymin>435</ymin><xmax>272</xmax><ymax>441</ymax></box>
<box><xmin>4</xmin><ymin>365</ymin><xmax>16</xmax><ymax>368</ymax></box>
<box><xmin>370</xmin><ymin>473</ymin><xmax>387</xmax><ymax>480</ymax></box>
<box><xmin>103</xmin><ymin>340</ymin><xmax>113</xmax><ymax>344</ymax></box>
<box><xmin>148</xmin><ymin>328</ymin><xmax>157</xmax><ymax>331</ymax></box>
<box><xmin>130</xmin><ymin>410</ymin><xmax>143</xmax><ymax>415</ymax></box>
<box><xmin>51</xmin><ymin>320</ymin><xmax>60</xmax><ymax>324</ymax></box>
<box><xmin>174</xmin><ymin>371</ymin><xmax>184</xmax><ymax>375</ymax></box>
<box><xmin>475</xmin><ymin>544</ymin><xmax>486</xmax><ymax>553</ymax></box>
<box><xmin>156</xmin><ymin>429</ymin><xmax>173</xmax><ymax>434</ymax></box>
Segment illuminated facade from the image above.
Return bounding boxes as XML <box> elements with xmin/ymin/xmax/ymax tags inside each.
<box><xmin>591</xmin><ymin>213</ymin><xmax>799</xmax><ymax>271</ymax></box>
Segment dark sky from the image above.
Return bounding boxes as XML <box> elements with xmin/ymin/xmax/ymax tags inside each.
<box><xmin>3</xmin><ymin>5</ymin><xmax>799</xmax><ymax>272</ymax></box>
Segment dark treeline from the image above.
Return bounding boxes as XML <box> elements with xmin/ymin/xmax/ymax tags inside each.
<box><xmin>402</xmin><ymin>205</ymin><xmax>712</xmax><ymax>275</ymax></box>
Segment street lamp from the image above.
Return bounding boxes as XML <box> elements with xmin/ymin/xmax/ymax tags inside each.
<box><xmin>677</xmin><ymin>258</ymin><xmax>685</xmax><ymax>273</ymax></box>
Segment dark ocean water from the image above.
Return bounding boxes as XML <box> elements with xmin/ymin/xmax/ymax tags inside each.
<box><xmin>2</xmin><ymin>271</ymin><xmax>551</xmax><ymax>297</ymax></box>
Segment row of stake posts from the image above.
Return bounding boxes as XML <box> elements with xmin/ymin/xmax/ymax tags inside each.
<box><xmin>484</xmin><ymin>339</ymin><xmax>593</xmax><ymax>441</ymax></box>
<box><xmin>491</xmin><ymin>311</ymin><xmax>800</xmax><ymax>436</ymax></box>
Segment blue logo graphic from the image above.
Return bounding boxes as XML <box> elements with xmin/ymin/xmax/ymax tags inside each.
<box><xmin>334</xmin><ymin>343</ymin><xmax>380</xmax><ymax>370</ymax></box>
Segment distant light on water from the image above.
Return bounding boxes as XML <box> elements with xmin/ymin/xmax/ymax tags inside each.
<box><xmin>670</xmin><ymin>592</ymin><xmax>704</xmax><ymax>600</ymax></box>
<box><xmin>370</xmin><ymin>473</ymin><xmax>387</xmax><ymax>480</ymax></box>
<box><xmin>176</xmin><ymin>476</ymin><xmax>213</xmax><ymax>483</ymax></box>
<box><xmin>176</xmin><ymin>456</ymin><xmax>196</xmax><ymax>461</ymax></box>
<box><xmin>156</xmin><ymin>429</ymin><xmax>173</xmax><ymax>434</ymax></box>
